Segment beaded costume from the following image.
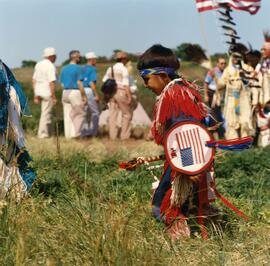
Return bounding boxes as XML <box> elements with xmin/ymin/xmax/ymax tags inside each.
<box><xmin>0</xmin><ymin>61</ymin><xmax>35</xmax><ymax>199</ymax></box>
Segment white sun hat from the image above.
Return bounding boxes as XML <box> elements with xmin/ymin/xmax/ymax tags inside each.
<box><xmin>85</xmin><ymin>52</ymin><xmax>97</xmax><ymax>59</ymax></box>
<box><xmin>43</xmin><ymin>47</ymin><xmax>56</xmax><ymax>58</ymax></box>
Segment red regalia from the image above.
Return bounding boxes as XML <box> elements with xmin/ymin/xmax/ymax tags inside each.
<box><xmin>151</xmin><ymin>78</ymin><xmax>248</xmax><ymax>239</ymax></box>
<box><xmin>120</xmin><ymin>76</ymin><xmax>250</xmax><ymax>240</ymax></box>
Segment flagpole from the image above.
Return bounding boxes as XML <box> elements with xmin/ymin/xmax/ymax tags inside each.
<box><xmin>198</xmin><ymin>13</ymin><xmax>213</xmax><ymax>69</ymax></box>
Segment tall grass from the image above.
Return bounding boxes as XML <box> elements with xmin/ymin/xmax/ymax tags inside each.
<box><xmin>3</xmin><ymin>64</ymin><xmax>268</xmax><ymax>265</ymax></box>
<box><xmin>0</xmin><ymin>139</ymin><xmax>269</xmax><ymax>265</ymax></box>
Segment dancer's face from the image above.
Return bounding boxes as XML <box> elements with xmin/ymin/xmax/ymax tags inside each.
<box><xmin>143</xmin><ymin>73</ymin><xmax>171</xmax><ymax>95</ymax></box>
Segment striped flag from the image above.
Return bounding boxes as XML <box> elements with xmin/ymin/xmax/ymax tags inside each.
<box><xmin>196</xmin><ymin>0</ymin><xmax>218</xmax><ymax>13</ymax></box>
<box><xmin>175</xmin><ymin>128</ymin><xmax>206</xmax><ymax>167</ymax></box>
<box><xmin>196</xmin><ymin>0</ymin><xmax>261</xmax><ymax>15</ymax></box>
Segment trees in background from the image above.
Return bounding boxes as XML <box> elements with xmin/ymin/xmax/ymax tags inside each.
<box><xmin>21</xmin><ymin>60</ymin><xmax>36</xmax><ymax>68</ymax></box>
<box><xmin>174</xmin><ymin>43</ymin><xmax>208</xmax><ymax>63</ymax></box>
<box><xmin>21</xmin><ymin>43</ymin><xmax>229</xmax><ymax>67</ymax></box>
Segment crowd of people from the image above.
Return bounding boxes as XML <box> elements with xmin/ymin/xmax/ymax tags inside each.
<box><xmin>32</xmin><ymin>48</ymin><xmax>137</xmax><ymax>140</ymax></box>
<box><xmin>32</xmin><ymin>33</ymin><xmax>270</xmax><ymax>147</ymax></box>
<box><xmin>204</xmin><ymin>34</ymin><xmax>270</xmax><ymax>147</ymax></box>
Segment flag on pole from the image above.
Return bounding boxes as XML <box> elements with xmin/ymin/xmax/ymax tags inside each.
<box><xmin>196</xmin><ymin>0</ymin><xmax>261</xmax><ymax>15</ymax></box>
<box><xmin>196</xmin><ymin>0</ymin><xmax>218</xmax><ymax>13</ymax></box>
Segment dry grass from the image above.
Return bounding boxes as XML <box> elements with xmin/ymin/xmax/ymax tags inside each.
<box><xmin>3</xmin><ymin>64</ymin><xmax>267</xmax><ymax>265</ymax></box>
<box><xmin>0</xmin><ymin>136</ymin><xmax>269</xmax><ymax>265</ymax></box>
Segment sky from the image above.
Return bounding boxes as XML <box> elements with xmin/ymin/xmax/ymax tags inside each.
<box><xmin>1</xmin><ymin>0</ymin><xmax>269</xmax><ymax>67</ymax></box>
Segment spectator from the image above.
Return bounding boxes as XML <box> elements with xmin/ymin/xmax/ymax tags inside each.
<box><xmin>126</xmin><ymin>60</ymin><xmax>138</xmax><ymax>111</ymax></box>
<box><xmin>32</xmin><ymin>47</ymin><xmax>57</xmax><ymax>138</ymax></box>
<box><xmin>60</xmin><ymin>50</ymin><xmax>87</xmax><ymax>138</ymax></box>
<box><xmin>256</xmin><ymin>100</ymin><xmax>270</xmax><ymax>147</ymax></box>
<box><xmin>204</xmin><ymin>58</ymin><xmax>226</xmax><ymax>138</ymax></box>
<box><xmin>102</xmin><ymin>51</ymin><xmax>132</xmax><ymax>140</ymax></box>
<box><xmin>255</xmin><ymin>31</ymin><xmax>270</xmax><ymax>104</ymax></box>
<box><xmin>79</xmin><ymin>52</ymin><xmax>100</xmax><ymax>137</ymax></box>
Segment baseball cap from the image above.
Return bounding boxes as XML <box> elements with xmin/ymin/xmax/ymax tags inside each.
<box><xmin>43</xmin><ymin>47</ymin><xmax>56</xmax><ymax>58</ymax></box>
<box><xmin>85</xmin><ymin>52</ymin><xmax>97</xmax><ymax>59</ymax></box>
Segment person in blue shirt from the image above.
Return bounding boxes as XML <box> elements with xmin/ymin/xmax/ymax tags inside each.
<box><xmin>60</xmin><ymin>50</ymin><xmax>87</xmax><ymax>138</ymax></box>
<box><xmin>78</xmin><ymin>52</ymin><xmax>100</xmax><ymax>137</ymax></box>
<box><xmin>204</xmin><ymin>58</ymin><xmax>226</xmax><ymax>138</ymax></box>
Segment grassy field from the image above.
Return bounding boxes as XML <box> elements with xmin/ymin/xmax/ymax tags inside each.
<box><xmin>0</xmin><ymin>64</ymin><xmax>269</xmax><ymax>265</ymax></box>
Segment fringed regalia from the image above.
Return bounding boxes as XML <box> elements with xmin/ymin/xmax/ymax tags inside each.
<box><xmin>0</xmin><ymin>60</ymin><xmax>36</xmax><ymax>200</ymax></box>
<box><xmin>219</xmin><ymin>60</ymin><xmax>255</xmax><ymax>139</ymax></box>
<box><xmin>151</xmin><ymin>78</ymin><xmax>248</xmax><ymax>239</ymax></box>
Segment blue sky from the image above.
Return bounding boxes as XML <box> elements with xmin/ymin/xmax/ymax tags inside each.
<box><xmin>1</xmin><ymin>0</ymin><xmax>269</xmax><ymax>67</ymax></box>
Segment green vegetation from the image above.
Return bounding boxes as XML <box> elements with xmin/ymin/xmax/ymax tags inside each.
<box><xmin>1</xmin><ymin>64</ymin><xmax>268</xmax><ymax>265</ymax></box>
<box><xmin>174</xmin><ymin>43</ymin><xmax>207</xmax><ymax>62</ymax></box>
<box><xmin>0</xmin><ymin>138</ymin><xmax>269</xmax><ymax>265</ymax></box>
<box><xmin>21</xmin><ymin>60</ymin><xmax>37</xmax><ymax>68</ymax></box>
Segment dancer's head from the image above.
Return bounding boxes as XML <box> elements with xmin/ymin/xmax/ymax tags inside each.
<box><xmin>137</xmin><ymin>44</ymin><xmax>180</xmax><ymax>95</ymax></box>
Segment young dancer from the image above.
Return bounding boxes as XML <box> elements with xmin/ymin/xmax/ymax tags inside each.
<box><xmin>137</xmin><ymin>45</ymin><xmax>217</xmax><ymax>240</ymax></box>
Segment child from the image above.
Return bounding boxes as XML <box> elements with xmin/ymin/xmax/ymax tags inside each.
<box><xmin>137</xmin><ymin>45</ymin><xmax>217</xmax><ymax>240</ymax></box>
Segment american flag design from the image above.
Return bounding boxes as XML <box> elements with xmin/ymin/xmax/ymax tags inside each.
<box><xmin>165</xmin><ymin>122</ymin><xmax>214</xmax><ymax>175</ymax></box>
<box><xmin>175</xmin><ymin>128</ymin><xmax>206</xmax><ymax>167</ymax></box>
<box><xmin>195</xmin><ymin>0</ymin><xmax>261</xmax><ymax>15</ymax></box>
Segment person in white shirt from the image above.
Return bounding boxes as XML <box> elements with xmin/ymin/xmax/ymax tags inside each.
<box><xmin>102</xmin><ymin>51</ymin><xmax>132</xmax><ymax>140</ymax></box>
<box><xmin>255</xmin><ymin>32</ymin><xmax>270</xmax><ymax>104</ymax></box>
<box><xmin>32</xmin><ymin>47</ymin><xmax>57</xmax><ymax>138</ymax></box>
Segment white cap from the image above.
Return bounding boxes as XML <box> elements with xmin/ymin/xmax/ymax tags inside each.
<box><xmin>85</xmin><ymin>52</ymin><xmax>97</xmax><ymax>59</ymax></box>
<box><xmin>43</xmin><ymin>47</ymin><xmax>56</xmax><ymax>58</ymax></box>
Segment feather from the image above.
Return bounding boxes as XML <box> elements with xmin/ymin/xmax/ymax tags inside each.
<box><xmin>224</xmin><ymin>33</ymin><xmax>240</xmax><ymax>39</ymax></box>
<box><xmin>217</xmin><ymin>10</ymin><xmax>233</xmax><ymax>20</ymax></box>
<box><xmin>218</xmin><ymin>3</ymin><xmax>233</xmax><ymax>12</ymax></box>
<box><xmin>219</xmin><ymin>17</ymin><xmax>236</xmax><ymax>26</ymax></box>
<box><xmin>222</xmin><ymin>25</ymin><xmax>238</xmax><ymax>35</ymax></box>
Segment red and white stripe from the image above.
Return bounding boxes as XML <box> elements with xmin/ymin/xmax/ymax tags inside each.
<box><xmin>196</xmin><ymin>0</ymin><xmax>218</xmax><ymax>13</ymax></box>
<box><xmin>196</xmin><ymin>0</ymin><xmax>261</xmax><ymax>15</ymax></box>
<box><xmin>175</xmin><ymin>129</ymin><xmax>206</xmax><ymax>165</ymax></box>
